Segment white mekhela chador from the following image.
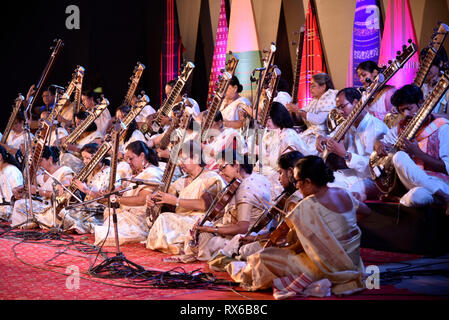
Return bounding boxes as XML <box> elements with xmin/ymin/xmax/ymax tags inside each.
<box><xmin>298</xmin><ymin>89</ymin><xmax>338</xmax><ymax>155</ymax></box>
<box><xmin>146</xmin><ymin>170</ymin><xmax>226</xmax><ymax>254</ymax></box>
<box><xmin>256</xmin><ymin>128</ymin><xmax>306</xmax><ymax>199</ymax></box>
<box><xmin>220</xmin><ymin>96</ymin><xmax>251</xmax><ymax>122</ymax></box>
<box><xmin>226</xmin><ymin>192</ymin><xmax>365</xmax><ymax>295</ymax></box>
<box><xmin>94</xmin><ymin>107</ymin><xmax>112</xmax><ymax>135</ymax></box>
<box><xmin>60</xmin><ymin>130</ymin><xmax>103</xmax><ymax>173</ymax></box>
<box><xmin>203</xmin><ymin>127</ymin><xmax>248</xmax><ymax>170</ymax></box>
<box><xmin>47</xmin><ymin>126</ymin><xmax>69</xmax><ymax>148</ymax></box>
<box><xmin>94</xmin><ymin>165</ymin><xmax>163</xmax><ymax>246</ymax></box>
<box><xmin>11</xmin><ymin>166</ymin><xmax>74</xmax><ymax>228</ymax></box>
<box><xmin>0</xmin><ymin>164</ymin><xmax>23</xmax><ymax>220</ymax></box>
<box><xmin>6</xmin><ymin>131</ymin><xmax>32</xmax><ymax>151</ymax></box>
<box><xmin>190</xmin><ymin>172</ymin><xmax>271</xmax><ymax>262</ymax></box>
<box><xmin>60</xmin><ymin>165</ymin><xmax>120</xmax><ymax>234</ymax></box>
<box><xmin>327</xmin><ymin>113</ymin><xmax>389</xmax><ymax>201</ymax></box>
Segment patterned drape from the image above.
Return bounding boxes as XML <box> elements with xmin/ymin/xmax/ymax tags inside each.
<box><xmin>207</xmin><ymin>0</ymin><xmax>229</xmax><ymax>107</ymax></box>
<box><xmin>378</xmin><ymin>0</ymin><xmax>419</xmax><ymax>88</ymax></box>
<box><xmin>296</xmin><ymin>0</ymin><xmax>327</xmax><ymax>109</ymax></box>
<box><xmin>347</xmin><ymin>0</ymin><xmax>382</xmax><ymax>88</ymax></box>
<box><xmin>160</xmin><ymin>0</ymin><xmax>182</xmax><ymax>105</ymax></box>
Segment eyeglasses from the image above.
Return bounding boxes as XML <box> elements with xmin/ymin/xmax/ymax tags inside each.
<box><xmin>218</xmin><ymin>163</ymin><xmax>229</xmax><ymax>171</ymax></box>
<box><xmin>336</xmin><ymin>103</ymin><xmax>349</xmax><ymax>110</ymax></box>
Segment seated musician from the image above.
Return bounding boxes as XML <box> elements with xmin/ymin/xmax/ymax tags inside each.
<box><xmin>287</xmin><ymin>73</ymin><xmax>337</xmax><ymax>156</ymax></box>
<box><xmin>94</xmin><ymin>141</ymin><xmax>163</xmax><ymax>246</ymax></box>
<box><xmin>226</xmin><ymin>156</ymin><xmax>370</xmax><ymax>296</ymax></box>
<box><xmin>0</xmin><ymin>145</ymin><xmax>23</xmax><ymax>220</ymax></box>
<box><xmin>421</xmin><ymin>52</ymin><xmax>449</xmax><ymax>118</ymax></box>
<box><xmin>11</xmin><ymin>146</ymin><xmax>74</xmax><ymax>229</ymax></box>
<box><xmin>374</xmin><ymin>84</ymin><xmax>449</xmax><ymax>213</ymax></box>
<box><xmin>60</xmin><ymin>143</ymin><xmax>121</xmax><ymax>234</ymax></box>
<box><xmin>201</xmin><ymin>111</ymin><xmax>248</xmax><ymax>171</ymax></box>
<box><xmin>219</xmin><ymin>76</ymin><xmax>252</xmax><ymax>130</ymax></box>
<box><xmin>60</xmin><ymin>111</ymin><xmax>103</xmax><ymax>173</ymax></box>
<box><xmin>256</xmin><ymin>102</ymin><xmax>307</xmax><ymax>199</ymax></box>
<box><xmin>171</xmin><ymin>150</ymin><xmax>272</xmax><ymax>264</ymax></box>
<box><xmin>0</xmin><ymin>111</ymin><xmax>32</xmax><ymax>160</ymax></box>
<box><xmin>40</xmin><ymin>110</ymin><xmax>69</xmax><ymax>148</ymax></box>
<box><xmin>236</xmin><ymin>151</ymin><xmax>304</xmax><ymax>259</ymax></box>
<box><xmin>82</xmin><ymin>90</ymin><xmax>112</xmax><ymax>135</ymax></box>
<box><xmin>356</xmin><ymin>61</ymin><xmax>396</xmax><ymax>122</ymax></box>
<box><xmin>132</xmin><ymin>89</ymin><xmax>157</xmax><ymax>131</ymax></box>
<box><xmin>145</xmin><ymin>140</ymin><xmax>226</xmax><ymax>255</ymax></box>
<box><xmin>316</xmin><ymin>88</ymin><xmax>389</xmax><ymax>201</ymax></box>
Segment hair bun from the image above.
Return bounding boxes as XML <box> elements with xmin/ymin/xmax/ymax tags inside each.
<box><xmin>324</xmin><ymin>167</ymin><xmax>335</xmax><ymax>183</ymax></box>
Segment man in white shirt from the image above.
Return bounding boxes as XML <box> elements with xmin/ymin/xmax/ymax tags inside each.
<box><xmin>316</xmin><ymin>87</ymin><xmax>389</xmax><ymax>201</ymax></box>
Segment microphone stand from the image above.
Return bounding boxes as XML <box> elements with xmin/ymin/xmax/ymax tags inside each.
<box><xmin>64</xmin><ymin>186</ymin><xmax>136</xmax><ymax>210</ymax></box>
<box><xmin>40</xmin><ymin>167</ymin><xmax>83</xmax><ymax>232</ymax></box>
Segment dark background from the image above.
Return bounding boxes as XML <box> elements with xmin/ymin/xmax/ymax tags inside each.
<box><xmin>0</xmin><ymin>0</ymin><xmax>166</xmax><ymax>130</ymax></box>
<box><xmin>0</xmin><ymin>0</ymin><xmax>294</xmax><ymax>131</ymax></box>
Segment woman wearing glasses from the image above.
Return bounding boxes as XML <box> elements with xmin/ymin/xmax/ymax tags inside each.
<box><xmin>227</xmin><ymin>156</ymin><xmax>371</xmax><ymax>297</ymax></box>
<box><xmin>291</xmin><ymin>73</ymin><xmax>338</xmax><ymax>156</ymax></box>
<box><xmin>146</xmin><ymin>140</ymin><xmax>225</xmax><ymax>255</ymax></box>
<box><xmin>94</xmin><ymin>141</ymin><xmax>162</xmax><ymax>246</ymax></box>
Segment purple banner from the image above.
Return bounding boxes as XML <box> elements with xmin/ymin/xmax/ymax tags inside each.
<box><xmin>348</xmin><ymin>0</ymin><xmax>381</xmax><ymax>88</ymax></box>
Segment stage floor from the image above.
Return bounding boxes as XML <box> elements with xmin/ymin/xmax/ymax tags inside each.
<box><xmin>1</xmin><ymin>226</ymin><xmax>448</xmax><ymax>301</ymax></box>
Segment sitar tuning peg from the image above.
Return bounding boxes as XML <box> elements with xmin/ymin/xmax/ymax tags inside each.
<box><xmin>408</xmin><ymin>39</ymin><xmax>413</xmax><ymax>44</ymax></box>
<box><xmin>388</xmin><ymin>60</ymin><xmax>393</xmax><ymax>65</ymax></box>
<box><xmin>397</xmin><ymin>51</ymin><xmax>401</xmax><ymax>55</ymax></box>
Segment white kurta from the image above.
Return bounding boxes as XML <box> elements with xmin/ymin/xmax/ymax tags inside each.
<box><xmin>299</xmin><ymin>89</ymin><xmax>338</xmax><ymax>155</ymax></box>
<box><xmin>328</xmin><ymin>113</ymin><xmax>389</xmax><ymax>201</ymax></box>
<box><xmin>274</xmin><ymin>91</ymin><xmax>293</xmax><ymax>107</ymax></box>
<box><xmin>94</xmin><ymin>165</ymin><xmax>164</xmax><ymax>246</ymax></box>
<box><xmin>382</xmin><ymin>124</ymin><xmax>449</xmax><ymax>207</ymax></box>
<box><xmin>11</xmin><ymin>166</ymin><xmax>74</xmax><ymax>228</ymax></box>
<box><xmin>256</xmin><ymin>128</ymin><xmax>306</xmax><ymax>199</ymax></box>
<box><xmin>0</xmin><ymin>164</ymin><xmax>23</xmax><ymax>220</ymax></box>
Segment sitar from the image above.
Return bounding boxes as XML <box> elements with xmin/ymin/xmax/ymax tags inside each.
<box><xmin>146</xmin><ymin>109</ymin><xmax>192</xmax><ymax>226</ymax></box>
<box><xmin>201</xmin><ymin>54</ymin><xmax>239</xmax><ymax>143</ymax></box>
<box><xmin>414</xmin><ymin>23</ymin><xmax>449</xmax><ymax>89</ymax></box>
<box><xmin>24</xmin><ymin>39</ymin><xmax>63</xmax><ymax>124</ymax></box>
<box><xmin>369</xmin><ymin>71</ymin><xmax>449</xmax><ymax>194</ymax></box>
<box><xmin>147</xmin><ymin>62</ymin><xmax>195</xmax><ymax>134</ymax></box>
<box><xmin>384</xmin><ymin>23</ymin><xmax>449</xmax><ymax>128</ymax></box>
<box><xmin>61</xmin><ymin>96</ymin><xmax>110</xmax><ymax>152</ymax></box>
<box><xmin>322</xmin><ymin>40</ymin><xmax>418</xmax><ymax>171</ymax></box>
<box><xmin>1</xmin><ymin>94</ymin><xmax>25</xmax><ymax>144</ymax></box>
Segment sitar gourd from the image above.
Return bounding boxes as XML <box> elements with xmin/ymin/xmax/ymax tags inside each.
<box><xmin>322</xmin><ymin>40</ymin><xmax>418</xmax><ymax>171</ymax></box>
<box><xmin>369</xmin><ymin>71</ymin><xmax>449</xmax><ymax>194</ymax></box>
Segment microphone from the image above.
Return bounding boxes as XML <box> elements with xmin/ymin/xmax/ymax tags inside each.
<box><xmin>120</xmin><ymin>178</ymin><xmax>161</xmax><ymax>187</ymax></box>
<box><xmin>253</xmin><ymin>67</ymin><xmax>266</xmax><ymax>73</ymax></box>
<box><xmin>49</xmin><ymin>84</ymin><xmax>65</xmax><ymax>90</ymax></box>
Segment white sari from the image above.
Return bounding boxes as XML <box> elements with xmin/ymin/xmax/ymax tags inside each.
<box><xmin>94</xmin><ymin>165</ymin><xmax>163</xmax><ymax>246</ymax></box>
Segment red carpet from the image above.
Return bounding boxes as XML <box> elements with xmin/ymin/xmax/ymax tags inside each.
<box><xmin>0</xmin><ymin>230</ymin><xmax>444</xmax><ymax>300</ymax></box>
